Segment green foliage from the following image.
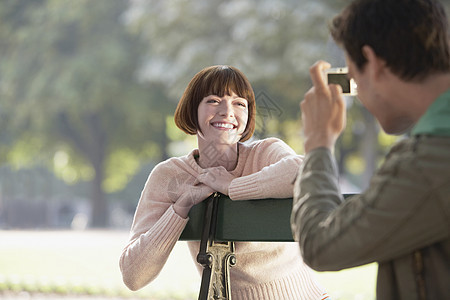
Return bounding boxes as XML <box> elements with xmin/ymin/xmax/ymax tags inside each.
<box><xmin>0</xmin><ymin>0</ymin><xmax>166</xmax><ymax>161</ymax></box>
<box><xmin>126</xmin><ymin>0</ymin><xmax>391</xmax><ymax>189</ymax></box>
<box><xmin>127</xmin><ymin>0</ymin><xmax>335</xmax><ymax>108</ymax></box>
<box><xmin>103</xmin><ymin>148</ymin><xmax>141</xmax><ymax>193</ymax></box>
<box><xmin>0</xmin><ymin>0</ymin><xmax>177</xmax><ymax>226</ymax></box>
<box><xmin>0</xmin><ymin>0</ymin><xmax>423</xmax><ymax>227</ymax></box>
<box><xmin>52</xmin><ymin>148</ymin><xmax>94</xmax><ymax>184</ymax></box>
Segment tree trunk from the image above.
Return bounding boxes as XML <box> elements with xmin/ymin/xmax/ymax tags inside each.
<box><xmin>161</xmin><ymin>115</ymin><xmax>170</xmax><ymax>161</ymax></box>
<box><xmin>57</xmin><ymin>112</ymin><xmax>109</xmax><ymax>228</ymax></box>
<box><xmin>361</xmin><ymin>110</ymin><xmax>378</xmax><ymax>190</ymax></box>
<box><xmin>90</xmin><ymin>158</ymin><xmax>108</xmax><ymax>227</ymax></box>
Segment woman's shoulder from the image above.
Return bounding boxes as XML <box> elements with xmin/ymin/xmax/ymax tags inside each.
<box><xmin>150</xmin><ymin>151</ymin><xmax>194</xmax><ymax>176</ymax></box>
<box><xmin>242</xmin><ymin>137</ymin><xmax>295</xmax><ymax>153</ymax></box>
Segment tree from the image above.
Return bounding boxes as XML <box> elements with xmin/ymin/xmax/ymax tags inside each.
<box><xmin>0</xmin><ymin>0</ymin><xmax>419</xmax><ymax>230</ymax></box>
<box><xmin>0</xmin><ymin>0</ymin><xmax>171</xmax><ymax>227</ymax></box>
<box><xmin>124</xmin><ymin>0</ymin><xmax>383</xmax><ymax>189</ymax></box>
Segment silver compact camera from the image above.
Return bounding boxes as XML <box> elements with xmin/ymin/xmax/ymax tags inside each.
<box><xmin>326</xmin><ymin>67</ymin><xmax>357</xmax><ymax>96</ymax></box>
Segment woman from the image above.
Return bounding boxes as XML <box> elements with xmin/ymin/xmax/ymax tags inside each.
<box><xmin>120</xmin><ymin>65</ymin><xmax>329</xmax><ymax>300</ymax></box>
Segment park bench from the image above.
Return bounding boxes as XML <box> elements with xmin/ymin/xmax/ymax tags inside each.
<box><xmin>180</xmin><ymin>192</ymin><xmax>355</xmax><ymax>300</ymax></box>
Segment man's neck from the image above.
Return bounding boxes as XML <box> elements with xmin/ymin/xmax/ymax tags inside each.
<box><xmin>391</xmin><ymin>72</ymin><xmax>450</xmax><ymax>122</ymax></box>
<box><xmin>417</xmin><ymin>73</ymin><xmax>450</xmax><ymax>119</ymax></box>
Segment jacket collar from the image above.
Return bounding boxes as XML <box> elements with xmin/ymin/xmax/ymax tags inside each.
<box><xmin>411</xmin><ymin>89</ymin><xmax>450</xmax><ymax>137</ymax></box>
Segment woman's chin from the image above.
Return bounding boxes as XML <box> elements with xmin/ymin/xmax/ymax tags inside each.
<box><xmin>198</xmin><ymin>130</ymin><xmax>242</xmax><ymax>146</ymax></box>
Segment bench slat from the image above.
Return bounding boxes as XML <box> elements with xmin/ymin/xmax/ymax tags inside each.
<box><xmin>180</xmin><ymin>196</ymin><xmax>293</xmax><ymax>242</ymax></box>
<box><xmin>180</xmin><ymin>194</ymin><xmax>355</xmax><ymax>242</ymax></box>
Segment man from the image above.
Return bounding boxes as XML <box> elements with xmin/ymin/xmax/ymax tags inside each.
<box><xmin>290</xmin><ymin>0</ymin><xmax>450</xmax><ymax>299</ymax></box>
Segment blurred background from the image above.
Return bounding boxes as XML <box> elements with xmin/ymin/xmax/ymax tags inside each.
<box><xmin>1</xmin><ymin>0</ymin><xmax>448</xmax><ymax>299</ymax></box>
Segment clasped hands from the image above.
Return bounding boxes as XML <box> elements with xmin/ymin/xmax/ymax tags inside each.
<box><xmin>195</xmin><ymin>166</ymin><xmax>234</xmax><ymax>196</ymax></box>
<box><xmin>173</xmin><ymin>167</ymin><xmax>234</xmax><ymax>218</ymax></box>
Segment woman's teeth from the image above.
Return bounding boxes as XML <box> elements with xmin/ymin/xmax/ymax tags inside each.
<box><xmin>212</xmin><ymin>122</ymin><xmax>235</xmax><ymax>129</ymax></box>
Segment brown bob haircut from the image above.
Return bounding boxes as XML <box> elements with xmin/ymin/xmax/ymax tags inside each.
<box><xmin>174</xmin><ymin>65</ymin><xmax>256</xmax><ymax>142</ymax></box>
<box><xmin>330</xmin><ymin>0</ymin><xmax>450</xmax><ymax>81</ymax></box>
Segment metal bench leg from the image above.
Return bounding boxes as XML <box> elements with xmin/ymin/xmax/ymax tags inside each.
<box><xmin>197</xmin><ymin>193</ymin><xmax>236</xmax><ymax>300</ymax></box>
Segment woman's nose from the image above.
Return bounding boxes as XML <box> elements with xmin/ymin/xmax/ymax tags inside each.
<box><xmin>218</xmin><ymin>102</ymin><xmax>234</xmax><ymax>117</ymax></box>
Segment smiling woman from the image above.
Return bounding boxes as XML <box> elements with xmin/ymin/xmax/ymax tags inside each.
<box><xmin>197</xmin><ymin>93</ymin><xmax>248</xmax><ymax>146</ymax></box>
<box><xmin>119</xmin><ymin>65</ymin><xmax>330</xmax><ymax>300</ymax></box>
<box><xmin>174</xmin><ymin>65</ymin><xmax>256</xmax><ymax>142</ymax></box>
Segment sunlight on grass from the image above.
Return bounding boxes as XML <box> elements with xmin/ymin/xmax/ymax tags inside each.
<box><xmin>0</xmin><ymin>230</ymin><xmax>376</xmax><ymax>299</ymax></box>
<box><xmin>314</xmin><ymin>264</ymin><xmax>377</xmax><ymax>299</ymax></box>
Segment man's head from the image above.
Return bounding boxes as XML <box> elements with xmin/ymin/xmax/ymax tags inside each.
<box><xmin>330</xmin><ymin>0</ymin><xmax>450</xmax><ymax>82</ymax></box>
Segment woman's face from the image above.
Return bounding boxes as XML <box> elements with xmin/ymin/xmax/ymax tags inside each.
<box><xmin>197</xmin><ymin>91</ymin><xmax>249</xmax><ymax>145</ymax></box>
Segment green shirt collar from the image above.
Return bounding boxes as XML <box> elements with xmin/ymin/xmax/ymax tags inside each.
<box><xmin>411</xmin><ymin>89</ymin><xmax>450</xmax><ymax>137</ymax></box>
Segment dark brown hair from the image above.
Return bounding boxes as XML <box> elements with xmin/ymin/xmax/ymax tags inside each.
<box><xmin>330</xmin><ymin>0</ymin><xmax>450</xmax><ymax>81</ymax></box>
<box><xmin>174</xmin><ymin>65</ymin><xmax>256</xmax><ymax>142</ymax></box>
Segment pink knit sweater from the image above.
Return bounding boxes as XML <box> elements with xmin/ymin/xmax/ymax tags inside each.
<box><xmin>119</xmin><ymin>138</ymin><xmax>328</xmax><ymax>300</ymax></box>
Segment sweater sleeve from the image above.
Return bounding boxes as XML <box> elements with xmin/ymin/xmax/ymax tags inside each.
<box><xmin>228</xmin><ymin>138</ymin><xmax>304</xmax><ymax>200</ymax></box>
<box><xmin>119</xmin><ymin>162</ymin><xmax>189</xmax><ymax>291</ymax></box>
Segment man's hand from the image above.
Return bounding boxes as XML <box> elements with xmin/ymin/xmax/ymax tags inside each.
<box><xmin>301</xmin><ymin>60</ymin><xmax>347</xmax><ymax>153</ymax></box>
<box><xmin>196</xmin><ymin>166</ymin><xmax>234</xmax><ymax>196</ymax></box>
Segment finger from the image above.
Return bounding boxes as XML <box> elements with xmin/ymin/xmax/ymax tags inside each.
<box><xmin>195</xmin><ymin>172</ymin><xmax>207</xmax><ymax>185</ymax></box>
<box><xmin>329</xmin><ymin>83</ymin><xmax>343</xmax><ymax>98</ymax></box>
<box><xmin>300</xmin><ymin>87</ymin><xmax>312</xmax><ymax>111</ymax></box>
<box><xmin>309</xmin><ymin>60</ymin><xmax>332</xmax><ymax>91</ymax></box>
<box><xmin>329</xmin><ymin>84</ymin><xmax>345</xmax><ymax>107</ymax></box>
<box><xmin>329</xmin><ymin>84</ymin><xmax>346</xmax><ymax>117</ymax></box>
<box><xmin>302</xmin><ymin>88</ymin><xmax>317</xmax><ymax>105</ymax></box>
<box><xmin>329</xmin><ymin>84</ymin><xmax>347</xmax><ymax>128</ymax></box>
<box><xmin>208</xmin><ymin>166</ymin><xmax>225</xmax><ymax>172</ymax></box>
<box><xmin>300</xmin><ymin>96</ymin><xmax>308</xmax><ymax>113</ymax></box>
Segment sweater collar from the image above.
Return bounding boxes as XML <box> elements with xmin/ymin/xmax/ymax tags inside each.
<box><xmin>187</xmin><ymin>143</ymin><xmax>245</xmax><ymax>176</ymax></box>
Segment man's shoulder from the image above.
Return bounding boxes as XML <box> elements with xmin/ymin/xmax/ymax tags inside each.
<box><xmin>381</xmin><ymin>135</ymin><xmax>450</xmax><ymax>181</ymax></box>
<box><xmin>384</xmin><ymin>135</ymin><xmax>450</xmax><ymax>159</ymax></box>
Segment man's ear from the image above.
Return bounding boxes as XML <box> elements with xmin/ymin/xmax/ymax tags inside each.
<box><xmin>362</xmin><ymin>45</ymin><xmax>387</xmax><ymax>81</ymax></box>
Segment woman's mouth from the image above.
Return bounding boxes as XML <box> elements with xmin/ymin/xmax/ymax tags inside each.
<box><xmin>211</xmin><ymin>122</ymin><xmax>237</xmax><ymax>130</ymax></box>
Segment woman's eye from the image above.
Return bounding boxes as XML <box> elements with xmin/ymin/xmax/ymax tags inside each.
<box><xmin>207</xmin><ymin>99</ymin><xmax>219</xmax><ymax>104</ymax></box>
<box><xmin>236</xmin><ymin>102</ymin><xmax>247</xmax><ymax>108</ymax></box>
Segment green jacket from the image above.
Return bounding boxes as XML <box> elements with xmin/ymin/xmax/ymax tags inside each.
<box><xmin>291</xmin><ymin>90</ymin><xmax>450</xmax><ymax>299</ymax></box>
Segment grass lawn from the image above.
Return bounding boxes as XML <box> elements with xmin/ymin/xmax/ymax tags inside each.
<box><xmin>0</xmin><ymin>230</ymin><xmax>376</xmax><ymax>299</ymax></box>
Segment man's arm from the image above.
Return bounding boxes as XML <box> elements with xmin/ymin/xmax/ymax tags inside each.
<box><xmin>291</xmin><ymin>139</ymin><xmax>449</xmax><ymax>271</ymax></box>
<box><xmin>291</xmin><ymin>60</ymin><xmax>449</xmax><ymax>271</ymax></box>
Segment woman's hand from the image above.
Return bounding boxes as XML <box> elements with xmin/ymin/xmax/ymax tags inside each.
<box><xmin>196</xmin><ymin>166</ymin><xmax>234</xmax><ymax>195</ymax></box>
<box><xmin>173</xmin><ymin>184</ymin><xmax>215</xmax><ymax>218</ymax></box>
<box><xmin>301</xmin><ymin>60</ymin><xmax>347</xmax><ymax>153</ymax></box>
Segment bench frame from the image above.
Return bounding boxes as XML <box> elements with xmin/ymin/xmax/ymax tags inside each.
<box><xmin>180</xmin><ymin>193</ymin><xmax>354</xmax><ymax>299</ymax></box>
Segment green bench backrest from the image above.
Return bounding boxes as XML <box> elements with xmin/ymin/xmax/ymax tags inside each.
<box><xmin>180</xmin><ymin>196</ymin><xmax>294</xmax><ymax>242</ymax></box>
<box><xmin>180</xmin><ymin>194</ymin><xmax>354</xmax><ymax>242</ymax></box>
